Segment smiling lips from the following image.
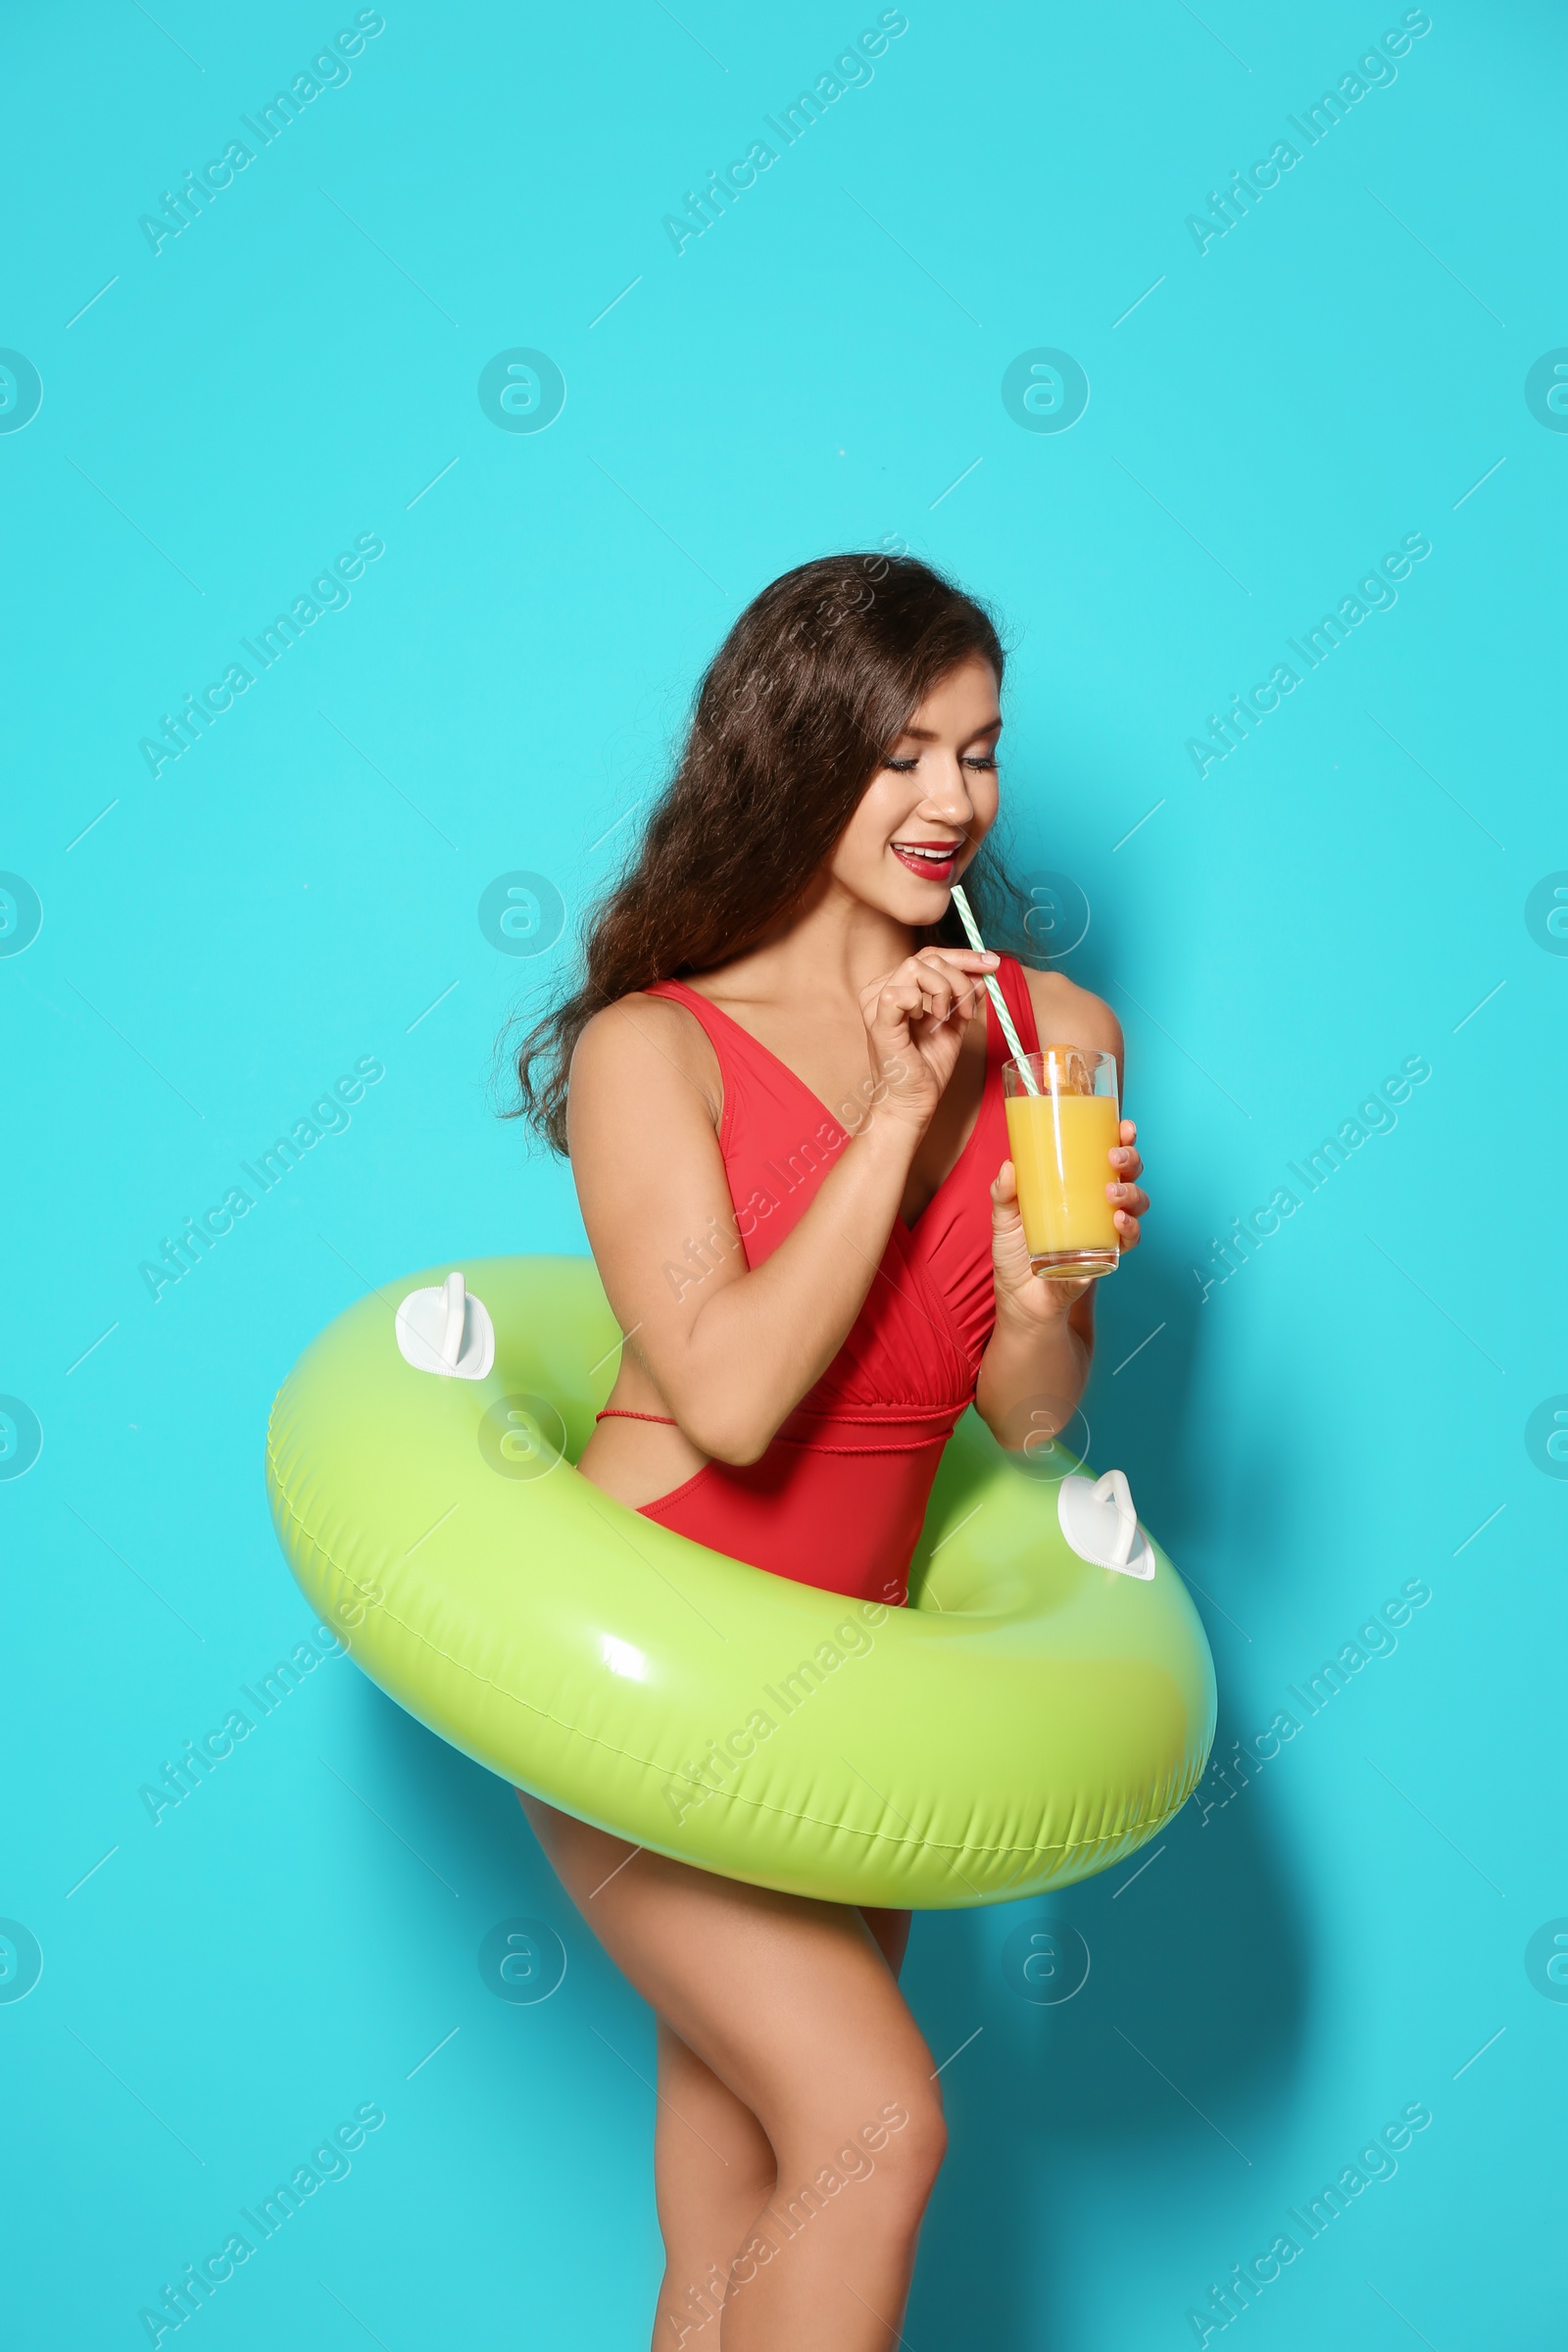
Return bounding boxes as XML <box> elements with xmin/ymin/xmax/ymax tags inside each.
<box><xmin>892</xmin><ymin>840</ymin><xmax>960</xmax><ymax>881</ymax></box>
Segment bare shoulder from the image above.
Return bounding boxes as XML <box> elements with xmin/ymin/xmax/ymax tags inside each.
<box><xmin>1019</xmin><ymin>962</ymin><xmax>1124</xmax><ymax>1061</ymax></box>
<box><xmin>568</xmin><ymin>989</ymin><xmax>721</xmax><ymax>1116</ymax></box>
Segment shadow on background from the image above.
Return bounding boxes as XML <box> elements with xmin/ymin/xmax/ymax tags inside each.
<box><xmin>905</xmin><ymin>1214</ymin><xmax>1310</xmax><ymax>2344</ymax></box>
<box><xmin>906</xmin><ymin>1742</ymin><xmax>1309</xmax><ymax>2344</ymax></box>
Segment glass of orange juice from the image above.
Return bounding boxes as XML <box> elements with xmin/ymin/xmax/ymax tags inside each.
<box><xmin>1003</xmin><ymin>1047</ymin><xmax>1122</xmax><ymax>1279</ymax></box>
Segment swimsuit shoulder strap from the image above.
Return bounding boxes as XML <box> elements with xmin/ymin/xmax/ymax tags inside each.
<box><xmin>641</xmin><ymin>975</ymin><xmax>760</xmax><ymax>1159</ymax></box>
<box><xmin>990</xmin><ymin>954</ymin><xmax>1042</xmax><ymax>1062</ymax></box>
<box><xmin>643</xmin><ymin>977</ymin><xmax>756</xmax><ymax>1069</ymax></box>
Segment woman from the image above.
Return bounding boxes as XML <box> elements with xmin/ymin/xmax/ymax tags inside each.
<box><xmin>512</xmin><ymin>555</ymin><xmax>1148</xmax><ymax>2349</ymax></box>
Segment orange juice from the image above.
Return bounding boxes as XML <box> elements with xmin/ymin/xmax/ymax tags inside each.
<box><xmin>1004</xmin><ymin>1090</ymin><xmax>1121</xmax><ymax>1272</ymax></box>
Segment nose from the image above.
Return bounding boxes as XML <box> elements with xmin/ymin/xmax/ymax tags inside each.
<box><xmin>918</xmin><ymin>757</ymin><xmax>976</xmax><ymax>828</ymax></box>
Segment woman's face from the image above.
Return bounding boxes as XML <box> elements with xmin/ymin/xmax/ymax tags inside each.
<box><xmin>828</xmin><ymin>656</ymin><xmax>1002</xmax><ymax>923</ymax></box>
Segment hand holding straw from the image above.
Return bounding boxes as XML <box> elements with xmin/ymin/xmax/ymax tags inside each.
<box><xmin>949</xmin><ymin>884</ymin><xmax>1040</xmax><ymax>1093</ymax></box>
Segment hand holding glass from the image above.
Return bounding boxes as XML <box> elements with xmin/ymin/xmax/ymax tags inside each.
<box><xmin>1003</xmin><ymin>1047</ymin><xmax>1122</xmax><ymax>1279</ymax></box>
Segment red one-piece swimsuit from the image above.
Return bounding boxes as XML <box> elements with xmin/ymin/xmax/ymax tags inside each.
<box><xmin>596</xmin><ymin>956</ymin><xmax>1042</xmax><ymax>1609</ymax></box>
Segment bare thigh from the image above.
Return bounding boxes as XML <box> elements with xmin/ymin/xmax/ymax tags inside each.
<box><xmin>517</xmin><ymin>1792</ymin><xmax>935</xmax><ymax>2149</ymax></box>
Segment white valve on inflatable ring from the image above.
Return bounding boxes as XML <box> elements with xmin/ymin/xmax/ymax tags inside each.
<box><xmin>395</xmin><ymin>1269</ymin><xmax>496</xmax><ymax>1382</ymax></box>
<box><xmin>1056</xmin><ymin>1467</ymin><xmax>1155</xmax><ymax>1580</ymax></box>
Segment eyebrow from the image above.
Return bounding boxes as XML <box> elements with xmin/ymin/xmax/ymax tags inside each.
<box><xmin>896</xmin><ymin>715</ymin><xmax>1004</xmax><ymax>742</ymax></box>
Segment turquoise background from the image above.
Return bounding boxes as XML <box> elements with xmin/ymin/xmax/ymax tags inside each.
<box><xmin>3</xmin><ymin>0</ymin><xmax>1563</xmax><ymax>2343</ymax></box>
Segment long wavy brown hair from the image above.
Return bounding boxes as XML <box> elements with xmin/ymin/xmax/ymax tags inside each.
<box><xmin>511</xmin><ymin>552</ymin><xmax>1032</xmax><ymax>1153</ymax></box>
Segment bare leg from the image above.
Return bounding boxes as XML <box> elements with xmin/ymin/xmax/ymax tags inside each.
<box><xmin>519</xmin><ymin>1794</ymin><xmax>943</xmax><ymax>2349</ymax></box>
<box><xmin>647</xmin><ymin>1908</ymin><xmax>911</xmax><ymax>2342</ymax></box>
<box><xmin>651</xmin><ymin>2019</ymin><xmax>778</xmax><ymax>2345</ymax></box>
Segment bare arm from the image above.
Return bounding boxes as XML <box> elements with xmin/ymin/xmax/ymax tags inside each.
<box><xmin>567</xmin><ymin>949</ymin><xmax>999</xmax><ymax>1465</ymax></box>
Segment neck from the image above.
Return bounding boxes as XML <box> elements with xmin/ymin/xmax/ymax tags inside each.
<box><xmin>713</xmin><ymin>874</ymin><xmax>926</xmax><ymax>1004</ymax></box>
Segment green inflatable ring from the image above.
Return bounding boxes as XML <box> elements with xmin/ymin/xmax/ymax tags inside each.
<box><xmin>267</xmin><ymin>1255</ymin><xmax>1215</xmax><ymax>1908</ymax></box>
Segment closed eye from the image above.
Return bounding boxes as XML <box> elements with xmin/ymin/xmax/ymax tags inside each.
<box><xmin>886</xmin><ymin>753</ymin><xmax>998</xmax><ymax>772</ymax></box>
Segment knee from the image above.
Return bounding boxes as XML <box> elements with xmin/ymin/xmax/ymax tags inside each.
<box><xmin>813</xmin><ymin>2086</ymin><xmax>945</xmax><ymax>2226</ymax></box>
<box><xmin>870</xmin><ymin>2087</ymin><xmax>947</xmax><ymax>2208</ymax></box>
